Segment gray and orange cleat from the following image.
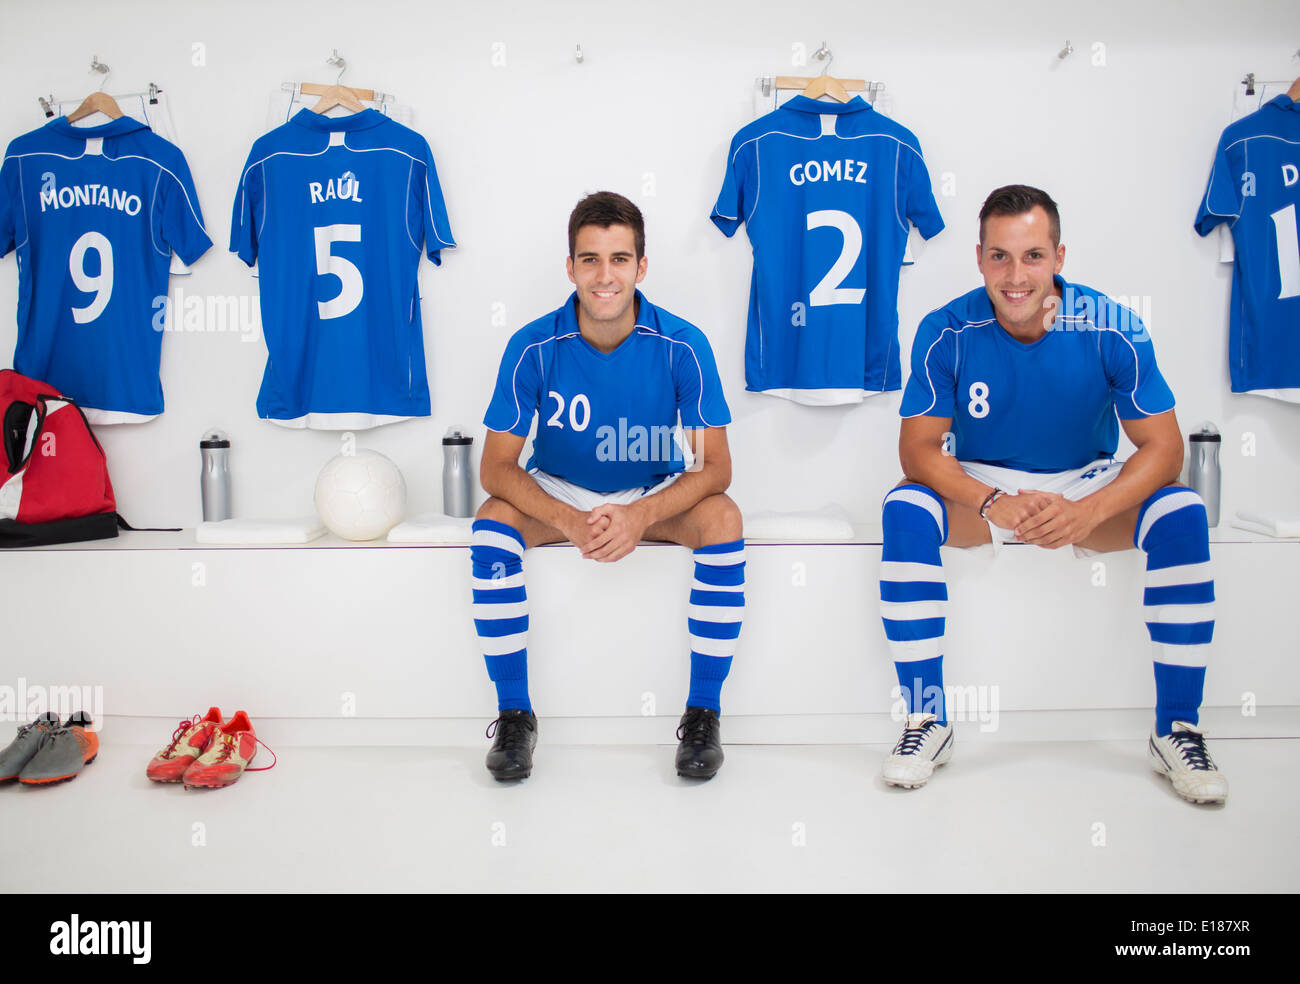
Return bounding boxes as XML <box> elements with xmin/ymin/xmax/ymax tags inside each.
<box><xmin>182</xmin><ymin>711</ymin><xmax>275</xmax><ymax>790</ymax></box>
<box><xmin>0</xmin><ymin>712</ymin><xmax>61</xmax><ymax>781</ymax></box>
<box><xmin>147</xmin><ymin>708</ymin><xmax>224</xmax><ymax>783</ymax></box>
<box><xmin>19</xmin><ymin>712</ymin><xmax>99</xmax><ymax>785</ymax></box>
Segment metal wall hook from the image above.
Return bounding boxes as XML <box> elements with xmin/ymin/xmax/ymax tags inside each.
<box><xmin>576</xmin><ymin>43</ymin><xmax>583</xmax><ymax>63</ymax></box>
<box><xmin>326</xmin><ymin>48</ymin><xmax>347</xmax><ymax>85</ymax></box>
<box><xmin>90</xmin><ymin>55</ymin><xmax>110</xmax><ymax>91</ymax></box>
<box><xmin>1057</xmin><ymin>41</ymin><xmax>1074</xmax><ymax>60</ymax></box>
<box><xmin>812</xmin><ymin>41</ymin><xmax>833</xmax><ymax>77</ymax></box>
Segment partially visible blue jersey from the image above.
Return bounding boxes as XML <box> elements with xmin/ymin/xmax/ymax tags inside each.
<box><xmin>0</xmin><ymin>116</ymin><xmax>211</xmax><ymax>422</ymax></box>
<box><xmin>711</xmin><ymin>95</ymin><xmax>944</xmax><ymax>405</ymax></box>
<box><xmin>1195</xmin><ymin>94</ymin><xmax>1300</xmax><ymax>395</ymax></box>
<box><xmin>230</xmin><ymin>108</ymin><xmax>455</xmax><ymax>428</ymax></box>
<box><xmin>484</xmin><ymin>292</ymin><xmax>731</xmax><ymax>493</ymax></box>
<box><xmin>900</xmin><ymin>276</ymin><xmax>1175</xmax><ymax>472</ymax></box>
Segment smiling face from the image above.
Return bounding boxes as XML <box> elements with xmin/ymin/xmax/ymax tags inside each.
<box><xmin>976</xmin><ymin>206</ymin><xmax>1065</xmax><ymax>340</ymax></box>
<box><xmin>565</xmin><ymin>223</ymin><xmax>648</xmax><ymax>331</ymax></box>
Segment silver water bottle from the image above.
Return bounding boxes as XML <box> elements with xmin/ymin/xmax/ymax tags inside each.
<box><xmin>1188</xmin><ymin>423</ymin><xmax>1221</xmax><ymax>528</ymax></box>
<box><xmin>200</xmin><ymin>429</ymin><xmax>231</xmax><ymax>522</ymax></box>
<box><xmin>442</xmin><ymin>427</ymin><xmax>474</xmax><ymax>518</ymax></box>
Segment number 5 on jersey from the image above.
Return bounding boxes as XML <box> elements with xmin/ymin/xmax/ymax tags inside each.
<box><xmin>314</xmin><ymin>224</ymin><xmax>363</xmax><ymax>319</ymax></box>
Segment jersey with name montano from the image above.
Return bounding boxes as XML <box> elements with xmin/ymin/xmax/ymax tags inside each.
<box><xmin>1194</xmin><ymin>94</ymin><xmax>1300</xmax><ymax>395</ymax></box>
<box><xmin>711</xmin><ymin>95</ymin><xmax>944</xmax><ymax>405</ymax></box>
<box><xmin>230</xmin><ymin>108</ymin><xmax>455</xmax><ymax>429</ymax></box>
<box><xmin>0</xmin><ymin>116</ymin><xmax>211</xmax><ymax>423</ymax></box>
<box><xmin>899</xmin><ymin>276</ymin><xmax>1176</xmax><ymax>472</ymax></box>
<box><xmin>484</xmin><ymin>292</ymin><xmax>731</xmax><ymax>493</ymax></box>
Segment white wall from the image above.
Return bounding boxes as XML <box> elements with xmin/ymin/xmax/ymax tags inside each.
<box><xmin>1</xmin><ymin>0</ymin><xmax>1298</xmax><ymax>528</ymax></box>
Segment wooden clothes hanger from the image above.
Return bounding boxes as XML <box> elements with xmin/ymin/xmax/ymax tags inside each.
<box><xmin>801</xmin><ymin>72</ymin><xmax>851</xmax><ymax>102</ymax></box>
<box><xmin>66</xmin><ymin>91</ymin><xmax>124</xmax><ymax>122</ymax></box>
<box><xmin>304</xmin><ymin>81</ymin><xmax>370</xmax><ymax>114</ymax></box>
<box><xmin>66</xmin><ymin>58</ymin><xmax>124</xmax><ymax>123</ymax></box>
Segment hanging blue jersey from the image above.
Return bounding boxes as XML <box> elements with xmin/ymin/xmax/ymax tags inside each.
<box><xmin>230</xmin><ymin>108</ymin><xmax>455</xmax><ymax>429</ymax></box>
<box><xmin>1195</xmin><ymin>94</ymin><xmax>1300</xmax><ymax>395</ymax></box>
<box><xmin>484</xmin><ymin>292</ymin><xmax>731</xmax><ymax>493</ymax></box>
<box><xmin>900</xmin><ymin>276</ymin><xmax>1176</xmax><ymax>472</ymax></box>
<box><xmin>0</xmin><ymin>116</ymin><xmax>211</xmax><ymax>422</ymax></box>
<box><xmin>711</xmin><ymin>95</ymin><xmax>944</xmax><ymax>405</ymax></box>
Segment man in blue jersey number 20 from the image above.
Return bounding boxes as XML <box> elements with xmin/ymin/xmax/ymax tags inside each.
<box><xmin>878</xmin><ymin>185</ymin><xmax>1227</xmax><ymax>805</ymax></box>
<box><xmin>470</xmin><ymin>192</ymin><xmax>744</xmax><ymax>782</ymax></box>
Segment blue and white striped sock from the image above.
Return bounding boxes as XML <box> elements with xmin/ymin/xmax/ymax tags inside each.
<box><xmin>687</xmin><ymin>539</ymin><xmax>745</xmax><ymax>713</ymax></box>
<box><xmin>470</xmin><ymin>519</ymin><xmax>531</xmax><ymax>713</ymax></box>
<box><xmin>1135</xmin><ymin>487</ymin><xmax>1214</xmax><ymax>736</ymax></box>
<box><xmin>880</xmin><ymin>485</ymin><xmax>949</xmax><ymax>725</ymax></box>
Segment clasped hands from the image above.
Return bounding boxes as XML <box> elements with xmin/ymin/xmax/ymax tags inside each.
<box><xmin>985</xmin><ymin>490</ymin><xmax>1101</xmax><ymax>549</ymax></box>
<box><xmin>561</xmin><ymin>502</ymin><xmax>649</xmax><ymax>563</ymax></box>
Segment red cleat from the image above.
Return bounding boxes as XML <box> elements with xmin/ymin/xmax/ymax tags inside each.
<box><xmin>147</xmin><ymin>708</ymin><xmax>224</xmax><ymax>783</ymax></box>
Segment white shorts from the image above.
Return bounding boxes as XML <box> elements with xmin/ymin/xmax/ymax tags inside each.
<box><xmin>529</xmin><ymin>469</ymin><xmax>680</xmax><ymax>512</ymax></box>
<box><xmin>959</xmin><ymin>456</ymin><xmax>1123</xmax><ymax>557</ymax></box>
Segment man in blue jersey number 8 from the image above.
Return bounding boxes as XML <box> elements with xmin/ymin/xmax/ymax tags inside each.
<box><xmin>471</xmin><ymin>192</ymin><xmax>744</xmax><ymax>782</ymax></box>
<box><xmin>879</xmin><ymin>185</ymin><xmax>1227</xmax><ymax>805</ymax></box>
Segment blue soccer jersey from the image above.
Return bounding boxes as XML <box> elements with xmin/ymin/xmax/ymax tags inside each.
<box><xmin>899</xmin><ymin>276</ymin><xmax>1176</xmax><ymax>472</ymax></box>
<box><xmin>483</xmin><ymin>292</ymin><xmax>731</xmax><ymax>493</ymax></box>
<box><xmin>0</xmin><ymin>116</ymin><xmax>211</xmax><ymax>422</ymax></box>
<box><xmin>1195</xmin><ymin>94</ymin><xmax>1300</xmax><ymax>395</ymax></box>
<box><xmin>711</xmin><ymin>95</ymin><xmax>944</xmax><ymax>405</ymax></box>
<box><xmin>230</xmin><ymin>108</ymin><xmax>455</xmax><ymax>428</ymax></box>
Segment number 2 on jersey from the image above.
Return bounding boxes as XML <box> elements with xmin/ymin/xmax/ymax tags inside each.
<box><xmin>806</xmin><ymin>210</ymin><xmax>865</xmax><ymax>307</ymax></box>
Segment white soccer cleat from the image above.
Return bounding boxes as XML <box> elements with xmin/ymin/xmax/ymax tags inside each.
<box><xmin>1149</xmin><ymin>721</ymin><xmax>1229</xmax><ymax>805</ymax></box>
<box><xmin>882</xmin><ymin>713</ymin><xmax>954</xmax><ymax>789</ymax></box>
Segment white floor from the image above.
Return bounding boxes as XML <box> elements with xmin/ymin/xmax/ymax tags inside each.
<box><xmin>0</xmin><ymin>735</ymin><xmax>1294</xmax><ymax>893</ymax></box>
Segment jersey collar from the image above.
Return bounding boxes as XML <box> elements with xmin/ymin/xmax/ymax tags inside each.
<box><xmin>47</xmin><ymin>116</ymin><xmax>149</xmax><ymax>139</ymax></box>
<box><xmin>781</xmin><ymin>94</ymin><xmax>874</xmax><ymax>115</ymax></box>
<box><xmin>1268</xmin><ymin>94</ymin><xmax>1300</xmax><ymax>113</ymax></box>
<box><xmin>558</xmin><ymin>290</ymin><xmax>659</xmax><ymax>349</ymax></box>
<box><xmin>290</xmin><ymin>108</ymin><xmax>388</xmax><ymax>132</ymax></box>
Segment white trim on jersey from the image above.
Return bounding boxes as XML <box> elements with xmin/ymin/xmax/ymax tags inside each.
<box><xmin>83</xmin><ymin>407</ymin><xmax>158</xmax><ymax>425</ymax></box>
<box><xmin>266</xmin><ymin>410</ymin><xmax>412</xmax><ymax>430</ymax></box>
<box><xmin>756</xmin><ymin>385</ymin><xmax>889</xmax><ymax>406</ymax></box>
<box><xmin>901</xmin><ymin>319</ymin><xmax>989</xmax><ymax>417</ymax></box>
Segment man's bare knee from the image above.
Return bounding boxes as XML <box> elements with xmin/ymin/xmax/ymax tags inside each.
<box><xmin>695</xmin><ymin>493</ymin><xmax>743</xmax><ymax>545</ymax></box>
<box><xmin>476</xmin><ymin>496</ymin><xmax>523</xmax><ymax>526</ymax></box>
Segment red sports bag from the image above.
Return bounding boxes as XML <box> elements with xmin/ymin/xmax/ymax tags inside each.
<box><xmin>0</xmin><ymin>369</ymin><xmax>122</xmax><ymax>547</ymax></box>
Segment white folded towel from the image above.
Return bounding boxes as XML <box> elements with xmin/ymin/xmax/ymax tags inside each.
<box><xmin>387</xmin><ymin>513</ymin><xmax>475</xmax><ymax>544</ymax></box>
<box><xmin>742</xmin><ymin>504</ymin><xmax>855</xmax><ymax>541</ymax></box>
<box><xmin>196</xmin><ymin>517</ymin><xmax>326</xmax><ymax>544</ymax></box>
<box><xmin>1231</xmin><ymin>509</ymin><xmax>1300</xmax><ymax>538</ymax></box>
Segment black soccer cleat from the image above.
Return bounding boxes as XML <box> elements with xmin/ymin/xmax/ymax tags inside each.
<box><xmin>675</xmin><ymin>706</ymin><xmax>724</xmax><ymax>780</ymax></box>
<box><xmin>485</xmin><ymin>709</ymin><xmax>537</xmax><ymax>781</ymax></box>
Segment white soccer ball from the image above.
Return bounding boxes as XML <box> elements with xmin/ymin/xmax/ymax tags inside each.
<box><xmin>314</xmin><ymin>450</ymin><xmax>407</xmax><ymax>541</ymax></box>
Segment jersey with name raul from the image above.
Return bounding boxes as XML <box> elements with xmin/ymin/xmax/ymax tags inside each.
<box><xmin>230</xmin><ymin>108</ymin><xmax>455</xmax><ymax>428</ymax></box>
<box><xmin>0</xmin><ymin>116</ymin><xmax>211</xmax><ymax>422</ymax></box>
<box><xmin>484</xmin><ymin>292</ymin><xmax>731</xmax><ymax>493</ymax></box>
<box><xmin>711</xmin><ymin>95</ymin><xmax>944</xmax><ymax>405</ymax></box>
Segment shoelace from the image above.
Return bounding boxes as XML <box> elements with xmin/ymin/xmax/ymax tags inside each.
<box><xmin>893</xmin><ymin>721</ymin><xmax>938</xmax><ymax>755</ymax></box>
<box><xmin>1170</xmin><ymin>731</ymin><xmax>1216</xmax><ymax>771</ymax></box>
<box><xmin>486</xmin><ymin>715</ymin><xmax>534</xmax><ymax>749</ymax></box>
<box><xmin>161</xmin><ymin>715</ymin><xmax>204</xmax><ymax>757</ymax></box>
<box><xmin>205</xmin><ymin>732</ymin><xmax>278</xmax><ymax>773</ymax></box>
<box><xmin>676</xmin><ymin>712</ymin><xmax>713</xmax><ymax>743</ymax></box>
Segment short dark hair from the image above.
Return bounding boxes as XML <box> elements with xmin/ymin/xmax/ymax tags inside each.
<box><xmin>568</xmin><ymin>191</ymin><xmax>645</xmax><ymax>260</ymax></box>
<box><xmin>979</xmin><ymin>185</ymin><xmax>1061</xmax><ymax>246</ymax></box>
